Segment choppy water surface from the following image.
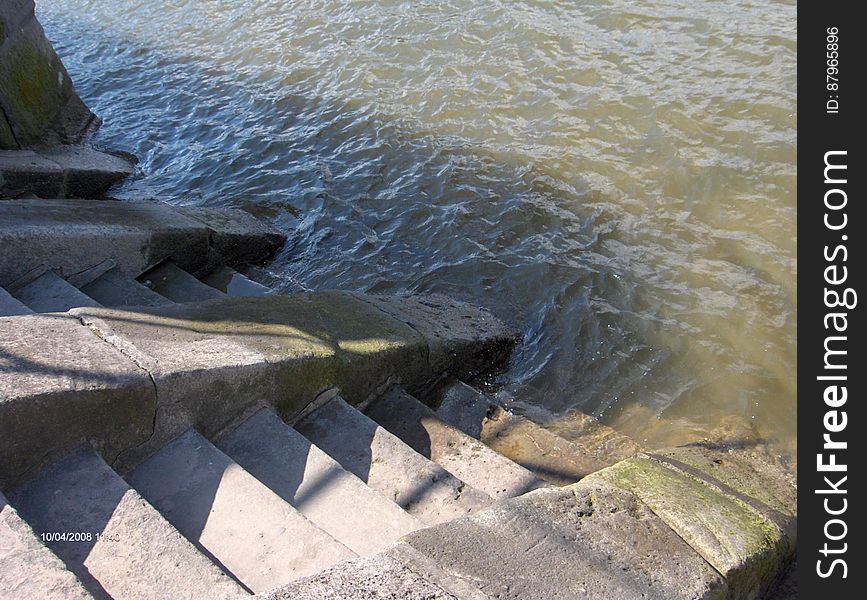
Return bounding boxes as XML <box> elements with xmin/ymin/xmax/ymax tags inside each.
<box><xmin>40</xmin><ymin>0</ymin><xmax>797</xmax><ymax>454</ymax></box>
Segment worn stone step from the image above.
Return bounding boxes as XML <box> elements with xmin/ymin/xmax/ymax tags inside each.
<box><xmin>0</xmin><ymin>147</ymin><xmax>132</xmax><ymax>199</ymax></box>
<box><xmin>366</xmin><ymin>386</ymin><xmax>547</xmax><ymax>499</ymax></box>
<box><xmin>295</xmin><ymin>396</ymin><xmax>492</xmax><ymax>525</ymax></box>
<box><xmin>258</xmin><ymin>543</ymin><xmax>493</xmax><ymax>600</ymax></box>
<box><xmin>79</xmin><ymin>266</ymin><xmax>173</xmax><ymax>308</ymax></box>
<box><xmin>128</xmin><ymin>429</ymin><xmax>355</xmax><ymax>593</ymax></box>
<box><xmin>0</xmin><ymin>198</ymin><xmax>285</xmax><ymax>287</ymax></box>
<box><xmin>583</xmin><ymin>447</ymin><xmax>796</xmax><ymax>599</ymax></box>
<box><xmin>8</xmin><ymin>269</ymin><xmax>102</xmax><ymax>313</ymax></box>
<box><xmin>438</xmin><ymin>382</ymin><xmax>624</xmax><ymax>484</ymax></box>
<box><xmin>202</xmin><ymin>265</ymin><xmax>272</xmax><ymax>296</ymax></box>
<box><xmin>0</xmin><ymin>491</ymin><xmax>93</xmax><ymax>599</ymax></box>
<box><xmin>440</xmin><ymin>381</ymin><xmax>641</xmax><ymax>470</ymax></box>
<box><xmin>0</xmin><ymin>285</ymin><xmax>32</xmax><ymax>316</ymax></box>
<box><xmin>137</xmin><ymin>260</ymin><xmax>226</xmax><ymax>303</ymax></box>
<box><xmin>8</xmin><ymin>446</ymin><xmax>245</xmax><ymax>600</ymax></box>
<box><xmin>217</xmin><ymin>408</ymin><xmax>423</xmax><ymax>556</ymax></box>
<box><xmin>403</xmin><ymin>481</ymin><xmax>728</xmax><ymax>600</ymax></box>
<box><xmin>1</xmin><ymin>292</ymin><xmax>516</xmax><ymax>488</ymax></box>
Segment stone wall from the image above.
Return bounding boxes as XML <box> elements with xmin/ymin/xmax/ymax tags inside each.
<box><xmin>0</xmin><ymin>0</ymin><xmax>96</xmax><ymax>149</ymax></box>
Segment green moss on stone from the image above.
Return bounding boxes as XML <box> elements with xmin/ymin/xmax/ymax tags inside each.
<box><xmin>0</xmin><ymin>25</ymin><xmax>70</xmax><ymax>146</ymax></box>
<box><xmin>584</xmin><ymin>457</ymin><xmax>788</xmax><ymax>598</ymax></box>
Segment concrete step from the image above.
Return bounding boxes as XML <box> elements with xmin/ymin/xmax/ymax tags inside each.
<box><xmin>1</xmin><ymin>292</ymin><xmax>516</xmax><ymax>489</ymax></box>
<box><xmin>1</xmin><ymin>491</ymin><xmax>93</xmax><ymax>600</ymax></box>
<box><xmin>366</xmin><ymin>386</ymin><xmax>548</xmax><ymax>499</ymax></box>
<box><xmin>437</xmin><ymin>381</ymin><xmax>641</xmax><ymax>478</ymax></box>
<box><xmin>0</xmin><ymin>147</ymin><xmax>133</xmax><ymax>199</ymax></box>
<box><xmin>218</xmin><ymin>408</ymin><xmax>423</xmax><ymax>556</ymax></box>
<box><xmin>295</xmin><ymin>397</ymin><xmax>492</xmax><ymax>525</ymax></box>
<box><xmin>202</xmin><ymin>265</ymin><xmax>272</xmax><ymax>296</ymax></box>
<box><xmin>0</xmin><ymin>198</ymin><xmax>285</xmax><ymax>288</ymax></box>
<box><xmin>402</xmin><ymin>481</ymin><xmax>729</xmax><ymax>600</ymax></box>
<box><xmin>79</xmin><ymin>266</ymin><xmax>173</xmax><ymax>308</ymax></box>
<box><xmin>259</xmin><ymin>543</ymin><xmax>493</xmax><ymax>600</ymax></box>
<box><xmin>0</xmin><ymin>285</ymin><xmax>32</xmax><ymax>316</ymax></box>
<box><xmin>137</xmin><ymin>260</ymin><xmax>226</xmax><ymax>303</ymax></box>
<box><xmin>438</xmin><ymin>382</ymin><xmax>630</xmax><ymax>484</ymax></box>
<box><xmin>8</xmin><ymin>269</ymin><xmax>102</xmax><ymax>313</ymax></box>
<box><xmin>8</xmin><ymin>446</ymin><xmax>245</xmax><ymax>600</ymax></box>
<box><xmin>128</xmin><ymin>429</ymin><xmax>355</xmax><ymax>593</ymax></box>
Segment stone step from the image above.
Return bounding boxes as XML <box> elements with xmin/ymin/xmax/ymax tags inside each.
<box><xmin>217</xmin><ymin>408</ymin><xmax>423</xmax><ymax>556</ymax></box>
<box><xmin>202</xmin><ymin>265</ymin><xmax>272</xmax><ymax>296</ymax></box>
<box><xmin>0</xmin><ymin>198</ymin><xmax>285</xmax><ymax>288</ymax></box>
<box><xmin>8</xmin><ymin>269</ymin><xmax>102</xmax><ymax>313</ymax></box>
<box><xmin>0</xmin><ymin>491</ymin><xmax>93</xmax><ymax>600</ymax></box>
<box><xmin>366</xmin><ymin>386</ymin><xmax>548</xmax><ymax>499</ymax></box>
<box><xmin>295</xmin><ymin>397</ymin><xmax>492</xmax><ymax>525</ymax></box>
<box><xmin>1</xmin><ymin>292</ymin><xmax>516</xmax><ymax>489</ymax></box>
<box><xmin>128</xmin><ymin>429</ymin><xmax>355</xmax><ymax>593</ymax></box>
<box><xmin>8</xmin><ymin>446</ymin><xmax>245</xmax><ymax>600</ymax></box>
<box><xmin>258</xmin><ymin>543</ymin><xmax>494</xmax><ymax>600</ymax></box>
<box><xmin>402</xmin><ymin>481</ymin><xmax>729</xmax><ymax>600</ymax></box>
<box><xmin>79</xmin><ymin>266</ymin><xmax>173</xmax><ymax>308</ymax></box>
<box><xmin>0</xmin><ymin>285</ymin><xmax>32</xmax><ymax>316</ymax></box>
<box><xmin>0</xmin><ymin>147</ymin><xmax>133</xmax><ymax>199</ymax></box>
<box><xmin>137</xmin><ymin>260</ymin><xmax>226</xmax><ymax>303</ymax></box>
<box><xmin>440</xmin><ymin>381</ymin><xmax>640</xmax><ymax>473</ymax></box>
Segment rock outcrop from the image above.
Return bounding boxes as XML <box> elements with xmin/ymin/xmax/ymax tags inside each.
<box><xmin>0</xmin><ymin>0</ymin><xmax>96</xmax><ymax>149</ymax></box>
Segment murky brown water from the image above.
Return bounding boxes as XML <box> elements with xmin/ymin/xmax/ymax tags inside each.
<box><xmin>40</xmin><ymin>0</ymin><xmax>797</xmax><ymax>454</ymax></box>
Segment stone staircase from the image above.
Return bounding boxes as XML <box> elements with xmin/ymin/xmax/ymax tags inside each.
<box><xmin>0</xmin><ymin>259</ymin><xmax>270</xmax><ymax>317</ymax></box>
<box><xmin>2</xmin><ymin>380</ymin><xmax>593</xmax><ymax>599</ymax></box>
<box><xmin>1</xmin><ymin>365</ymin><xmax>797</xmax><ymax>599</ymax></box>
<box><xmin>1</xmin><ymin>176</ymin><xmax>795</xmax><ymax>600</ymax></box>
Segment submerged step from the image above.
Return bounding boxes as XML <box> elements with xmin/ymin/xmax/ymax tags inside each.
<box><xmin>0</xmin><ymin>286</ymin><xmax>32</xmax><ymax>316</ymax></box>
<box><xmin>80</xmin><ymin>266</ymin><xmax>173</xmax><ymax>308</ymax></box>
<box><xmin>202</xmin><ymin>265</ymin><xmax>272</xmax><ymax>296</ymax></box>
<box><xmin>440</xmin><ymin>381</ymin><xmax>641</xmax><ymax>472</ymax></box>
<box><xmin>218</xmin><ymin>408</ymin><xmax>423</xmax><ymax>556</ymax></box>
<box><xmin>9</xmin><ymin>270</ymin><xmax>102</xmax><ymax>313</ymax></box>
<box><xmin>0</xmin><ymin>491</ymin><xmax>93</xmax><ymax>600</ymax></box>
<box><xmin>366</xmin><ymin>386</ymin><xmax>547</xmax><ymax>499</ymax></box>
<box><xmin>138</xmin><ymin>260</ymin><xmax>225</xmax><ymax>303</ymax></box>
<box><xmin>295</xmin><ymin>397</ymin><xmax>492</xmax><ymax>525</ymax></box>
<box><xmin>128</xmin><ymin>429</ymin><xmax>355</xmax><ymax>593</ymax></box>
<box><xmin>438</xmin><ymin>382</ymin><xmax>622</xmax><ymax>484</ymax></box>
<box><xmin>8</xmin><ymin>446</ymin><xmax>244</xmax><ymax>600</ymax></box>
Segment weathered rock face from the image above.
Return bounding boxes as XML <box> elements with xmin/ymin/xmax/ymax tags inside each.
<box><xmin>0</xmin><ymin>0</ymin><xmax>96</xmax><ymax>149</ymax></box>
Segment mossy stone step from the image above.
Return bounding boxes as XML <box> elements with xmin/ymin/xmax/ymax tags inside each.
<box><xmin>583</xmin><ymin>455</ymin><xmax>793</xmax><ymax>599</ymax></box>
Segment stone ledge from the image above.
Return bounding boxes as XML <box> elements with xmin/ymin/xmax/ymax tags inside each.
<box><xmin>583</xmin><ymin>453</ymin><xmax>795</xmax><ymax>599</ymax></box>
<box><xmin>0</xmin><ymin>198</ymin><xmax>286</xmax><ymax>286</ymax></box>
<box><xmin>401</xmin><ymin>479</ymin><xmax>728</xmax><ymax>600</ymax></box>
<box><xmin>0</xmin><ymin>292</ymin><xmax>516</xmax><ymax>485</ymax></box>
<box><xmin>0</xmin><ymin>313</ymin><xmax>156</xmax><ymax>489</ymax></box>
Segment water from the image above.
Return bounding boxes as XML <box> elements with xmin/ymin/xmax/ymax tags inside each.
<box><xmin>39</xmin><ymin>0</ymin><xmax>797</xmax><ymax>455</ymax></box>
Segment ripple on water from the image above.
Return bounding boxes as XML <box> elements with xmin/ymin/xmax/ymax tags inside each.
<box><xmin>39</xmin><ymin>0</ymin><xmax>796</xmax><ymax>455</ymax></box>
